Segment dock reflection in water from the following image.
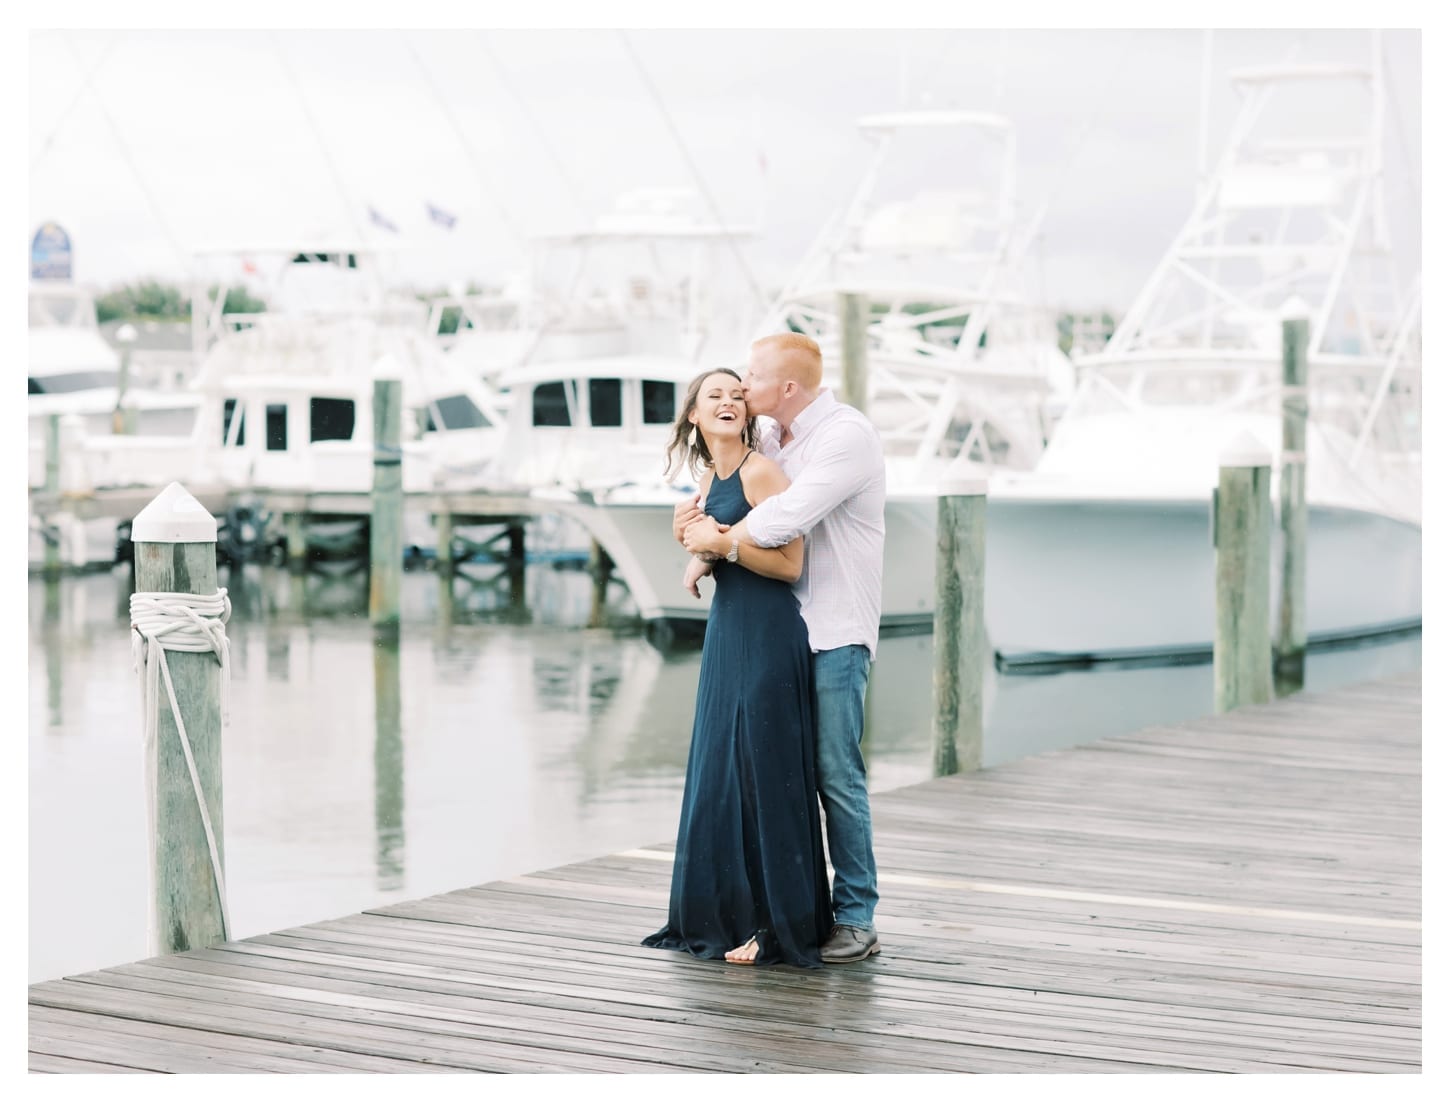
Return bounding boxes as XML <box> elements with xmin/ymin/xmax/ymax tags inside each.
<box><xmin>29</xmin><ymin>558</ymin><xmax>1420</xmax><ymax>983</ymax></box>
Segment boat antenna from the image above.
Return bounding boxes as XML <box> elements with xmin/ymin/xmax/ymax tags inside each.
<box><xmin>615</xmin><ymin>31</ymin><xmax>770</xmax><ymax>316</ymax></box>
<box><xmin>51</xmin><ymin>33</ymin><xmax>196</xmax><ymax>279</ymax></box>
<box><xmin>475</xmin><ymin>33</ymin><xmax>593</xmax><ymax>225</ymax></box>
<box><xmin>1380</xmin><ymin>34</ymin><xmax>1420</xmax><ymax>210</ymax></box>
<box><xmin>1196</xmin><ymin>29</ymin><xmax>1214</xmax><ymax>203</ymax></box>
<box><xmin>268</xmin><ymin>32</ymin><xmax>378</xmax><ymax>287</ymax></box>
<box><xmin>30</xmin><ymin>32</ymin><xmax>124</xmax><ymax>175</ymax></box>
<box><xmin>402</xmin><ymin>34</ymin><xmax>529</xmax><ymax>251</ymax></box>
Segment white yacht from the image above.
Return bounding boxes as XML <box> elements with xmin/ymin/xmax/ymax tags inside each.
<box><xmin>547</xmin><ymin>47</ymin><xmax>1422</xmax><ymax>663</ymax></box>
<box><xmin>479</xmin><ymin>188</ymin><xmax>762</xmax><ymax>496</ymax></box>
<box><xmin>759</xmin><ymin>109</ymin><xmax>1075</xmax><ymax>478</ymax></box>
<box><xmin>28</xmin><ymin>281</ymin><xmax>201</xmax><ymax>488</ymax></box>
<box><xmin>51</xmin><ymin>245</ymin><xmax>508</xmax><ymax>499</ymax></box>
<box><xmin>970</xmin><ymin>37</ymin><xmax>1421</xmax><ymax>662</ymax></box>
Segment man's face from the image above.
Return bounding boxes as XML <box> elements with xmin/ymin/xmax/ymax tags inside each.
<box><xmin>742</xmin><ymin>348</ymin><xmax>786</xmax><ymax>418</ymax></box>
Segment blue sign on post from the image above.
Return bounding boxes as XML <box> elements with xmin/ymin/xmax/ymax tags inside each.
<box><xmin>31</xmin><ymin>222</ymin><xmax>73</xmax><ymax>281</ymax></box>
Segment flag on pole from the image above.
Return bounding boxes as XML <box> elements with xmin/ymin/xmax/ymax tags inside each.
<box><xmin>426</xmin><ymin>202</ymin><xmax>457</xmax><ymax>230</ymax></box>
<box><xmin>368</xmin><ymin>206</ymin><xmax>399</xmax><ymax>233</ymax></box>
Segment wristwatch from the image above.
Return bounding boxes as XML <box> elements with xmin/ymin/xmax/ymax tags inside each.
<box><xmin>726</xmin><ymin>538</ymin><xmax>739</xmax><ymax>563</ymax></box>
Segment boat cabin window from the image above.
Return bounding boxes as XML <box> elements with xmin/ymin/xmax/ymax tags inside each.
<box><xmin>266</xmin><ymin>404</ymin><xmax>287</xmax><ymax>451</ymax></box>
<box><xmin>589</xmin><ymin>379</ymin><xmax>623</xmax><ymax>428</ymax></box>
<box><xmin>28</xmin><ymin>371</ymin><xmax>120</xmax><ymax>394</ymax></box>
<box><xmin>424</xmin><ymin>394</ymin><xmax>493</xmax><ymax>432</ymax></box>
<box><xmin>532</xmin><ymin>381</ymin><xmax>571</xmax><ymax>427</ymax></box>
<box><xmin>642</xmin><ymin>380</ymin><xmax>676</xmax><ymax>424</ymax></box>
<box><xmin>310</xmin><ymin>397</ymin><xmax>356</xmax><ymax>442</ymax></box>
<box><xmin>222</xmin><ymin>398</ymin><xmax>246</xmax><ymax>446</ymax></box>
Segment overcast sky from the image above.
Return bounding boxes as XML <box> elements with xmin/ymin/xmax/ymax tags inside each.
<box><xmin>27</xmin><ymin>25</ymin><xmax>1422</xmax><ymax>314</ymax></box>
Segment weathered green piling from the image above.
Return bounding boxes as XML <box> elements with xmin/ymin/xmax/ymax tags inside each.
<box><xmin>1214</xmin><ymin>436</ymin><xmax>1273</xmax><ymax>712</ymax></box>
<box><xmin>285</xmin><ymin>512</ymin><xmax>307</xmax><ymax>571</ymax></box>
<box><xmin>369</xmin><ymin>362</ymin><xmax>404</xmax><ymax>634</ymax></box>
<box><xmin>1276</xmin><ymin>304</ymin><xmax>1310</xmax><ymax>691</ymax></box>
<box><xmin>933</xmin><ymin>477</ymin><xmax>988</xmax><ymax>776</ymax></box>
<box><xmin>838</xmin><ymin>290</ymin><xmax>870</xmax><ymax>416</ymax></box>
<box><xmin>435</xmin><ymin>510</ymin><xmax>454</xmax><ymax>574</ymax></box>
<box><xmin>131</xmin><ymin>482</ymin><xmax>228</xmax><ymax>955</ymax></box>
<box><xmin>588</xmin><ymin>538</ymin><xmax>614</xmax><ymax>629</ymax></box>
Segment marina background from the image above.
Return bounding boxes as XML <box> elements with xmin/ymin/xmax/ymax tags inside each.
<box><xmin>27</xmin><ymin>28</ymin><xmax>1421</xmax><ymax>313</ymax></box>
<box><xmin>23</xmin><ymin>20</ymin><xmax>1431</xmax><ymax>1007</ymax></box>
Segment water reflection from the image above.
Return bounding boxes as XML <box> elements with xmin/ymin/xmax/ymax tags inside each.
<box><xmin>28</xmin><ymin>558</ymin><xmax>1419</xmax><ymax>983</ymax></box>
<box><xmin>373</xmin><ymin>637</ymin><xmax>405</xmax><ymax>891</ymax></box>
<box><xmin>41</xmin><ymin>576</ymin><xmax>63</xmax><ymax>728</ymax></box>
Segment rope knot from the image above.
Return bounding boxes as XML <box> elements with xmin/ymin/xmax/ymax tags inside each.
<box><xmin>129</xmin><ymin>586</ymin><xmax>233</xmax><ymax>941</ymax></box>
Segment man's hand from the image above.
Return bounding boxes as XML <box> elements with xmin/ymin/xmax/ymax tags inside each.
<box><xmin>682</xmin><ymin>554</ymin><xmax>713</xmax><ymax>599</ymax></box>
<box><xmin>682</xmin><ymin>515</ymin><xmax>732</xmax><ymax>557</ymax></box>
<box><xmin>672</xmin><ymin>494</ymin><xmax>703</xmax><ymax>545</ymax></box>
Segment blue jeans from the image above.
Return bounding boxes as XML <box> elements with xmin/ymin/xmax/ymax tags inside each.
<box><xmin>813</xmin><ymin>644</ymin><xmax>878</xmax><ymax>929</ymax></box>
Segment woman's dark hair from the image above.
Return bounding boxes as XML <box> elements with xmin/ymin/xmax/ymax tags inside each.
<box><xmin>664</xmin><ymin>367</ymin><xmax>758</xmax><ymax>481</ymax></box>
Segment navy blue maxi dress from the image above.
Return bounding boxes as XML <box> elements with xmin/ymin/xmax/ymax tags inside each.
<box><xmin>642</xmin><ymin>454</ymin><xmax>833</xmax><ymax>967</ymax></box>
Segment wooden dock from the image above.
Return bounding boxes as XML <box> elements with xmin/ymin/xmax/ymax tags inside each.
<box><xmin>29</xmin><ymin>672</ymin><xmax>1420</xmax><ymax>1073</ymax></box>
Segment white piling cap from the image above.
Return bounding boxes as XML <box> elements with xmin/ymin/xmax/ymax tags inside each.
<box><xmin>372</xmin><ymin>353</ymin><xmax>404</xmax><ymax>381</ymax></box>
<box><xmin>1219</xmin><ymin>432</ymin><xmax>1272</xmax><ymax>468</ymax></box>
<box><xmin>131</xmin><ymin>482</ymin><xmax>217</xmax><ymax>543</ymax></box>
<box><xmin>939</xmin><ymin>476</ymin><xmax>989</xmax><ymax>497</ymax></box>
<box><xmin>1280</xmin><ymin>295</ymin><xmax>1312</xmax><ymax>320</ymax></box>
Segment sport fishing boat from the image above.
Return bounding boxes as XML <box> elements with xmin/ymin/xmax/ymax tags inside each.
<box><xmin>544</xmin><ymin>43</ymin><xmax>1421</xmax><ymax>664</ymax></box>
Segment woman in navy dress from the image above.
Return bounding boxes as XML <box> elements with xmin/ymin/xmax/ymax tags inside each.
<box><xmin>641</xmin><ymin>368</ymin><xmax>833</xmax><ymax>967</ymax></box>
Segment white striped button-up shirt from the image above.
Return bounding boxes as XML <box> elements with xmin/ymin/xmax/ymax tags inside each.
<box><xmin>747</xmin><ymin>389</ymin><xmax>886</xmax><ymax>658</ymax></box>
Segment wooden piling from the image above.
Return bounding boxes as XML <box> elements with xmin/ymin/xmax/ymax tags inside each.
<box><xmin>369</xmin><ymin>367</ymin><xmax>404</xmax><ymax>633</ymax></box>
<box><xmin>1276</xmin><ymin>310</ymin><xmax>1310</xmax><ymax>690</ymax></box>
<box><xmin>131</xmin><ymin>483</ymin><xmax>228</xmax><ymax>955</ymax></box>
<box><xmin>507</xmin><ymin>523</ymin><xmax>527</xmax><ymax>614</ymax></box>
<box><xmin>587</xmin><ymin>538</ymin><xmax>613</xmax><ymax>629</ymax></box>
<box><xmin>435</xmin><ymin>511</ymin><xmax>454</xmax><ymax>574</ymax></box>
<box><xmin>112</xmin><ymin>343</ymin><xmax>137</xmax><ymax>435</ymax></box>
<box><xmin>1214</xmin><ymin>437</ymin><xmax>1273</xmax><ymax>712</ymax></box>
<box><xmin>932</xmin><ymin>478</ymin><xmax>988</xmax><ymax>776</ymax></box>
<box><xmin>285</xmin><ymin>512</ymin><xmax>307</xmax><ymax>571</ymax></box>
<box><xmin>838</xmin><ymin>290</ymin><xmax>870</xmax><ymax>416</ymax></box>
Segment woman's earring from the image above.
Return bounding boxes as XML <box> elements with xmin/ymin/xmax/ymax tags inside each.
<box><xmin>688</xmin><ymin>426</ymin><xmax>698</xmax><ymax>448</ymax></box>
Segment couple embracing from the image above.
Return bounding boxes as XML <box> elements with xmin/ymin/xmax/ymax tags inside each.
<box><xmin>642</xmin><ymin>332</ymin><xmax>887</xmax><ymax>968</ymax></box>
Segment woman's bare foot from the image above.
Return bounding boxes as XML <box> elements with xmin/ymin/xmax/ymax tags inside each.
<box><xmin>725</xmin><ymin>935</ymin><xmax>759</xmax><ymax>964</ymax></box>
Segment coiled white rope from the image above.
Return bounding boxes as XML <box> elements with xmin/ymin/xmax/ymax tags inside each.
<box><xmin>130</xmin><ymin>588</ymin><xmax>233</xmax><ymax>941</ymax></box>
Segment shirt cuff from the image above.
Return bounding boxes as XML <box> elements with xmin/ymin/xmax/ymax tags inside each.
<box><xmin>745</xmin><ymin>504</ymin><xmax>791</xmax><ymax>549</ymax></box>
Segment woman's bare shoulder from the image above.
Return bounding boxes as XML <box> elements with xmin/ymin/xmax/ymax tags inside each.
<box><xmin>740</xmin><ymin>450</ymin><xmax>789</xmax><ymax>503</ymax></box>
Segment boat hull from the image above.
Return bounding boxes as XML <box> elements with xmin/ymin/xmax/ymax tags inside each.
<box><xmin>564</xmin><ymin>493</ymin><xmax>1422</xmax><ymax>663</ymax></box>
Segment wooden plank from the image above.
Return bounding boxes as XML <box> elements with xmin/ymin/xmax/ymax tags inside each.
<box><xmin>29</xmin><ymin>673</ymin><xmax>1421</xmax><ymax>1072</ymax></box>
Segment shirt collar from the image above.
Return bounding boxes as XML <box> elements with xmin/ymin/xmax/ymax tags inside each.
<box><xmin>784</xmin><ymin>388</ymin><xmax>836</xmax><ymax>442</ymax></box>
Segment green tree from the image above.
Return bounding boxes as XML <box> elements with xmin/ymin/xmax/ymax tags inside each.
<box><xmin>93</xmin><ymin>280</ymin><xmax>267</xmax><ymax>323</ymax></box>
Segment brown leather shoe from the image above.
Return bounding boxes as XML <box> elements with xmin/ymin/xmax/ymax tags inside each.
<box><xmin>821</xmin><ymin>923</ymin><xmax>881</xmax><ymax>963</ymax></box>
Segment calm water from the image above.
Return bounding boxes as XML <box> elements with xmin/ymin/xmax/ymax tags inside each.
<box><xmin>29</xmin><ymin>556</ymin><xmax>1420</xmax><ymax>982</ymax></box>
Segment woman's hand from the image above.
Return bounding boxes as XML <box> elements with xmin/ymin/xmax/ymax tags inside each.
<box><xmin>673</xmin><ymin>494</ymin><xmax>703</xmax><ymax>545</ymax></box>
<box><xmin>682</xmin><ymin>554</ymin><xmax>713</xmax><ymax>599</ymax></box>
<box><xmin>682</xmin><ymin>515</ymin><xmax>731</xmax><ymax>557</ymax></box>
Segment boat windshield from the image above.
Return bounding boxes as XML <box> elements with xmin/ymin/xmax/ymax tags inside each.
<box><xmin>29</xmin><ymin>371</ymin><xmax>119</xmax><ymax>394</ymax></box>
<box><xmin>424</xmin><ymin>394</ymin><xmax>493</xmax><ymax>432</ymax></box>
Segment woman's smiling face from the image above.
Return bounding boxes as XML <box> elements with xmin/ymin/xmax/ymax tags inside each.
<box><xmin>689</xmin><ymin>372</ymin><xmax>748</xmax><ymax>434</ymax></box>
